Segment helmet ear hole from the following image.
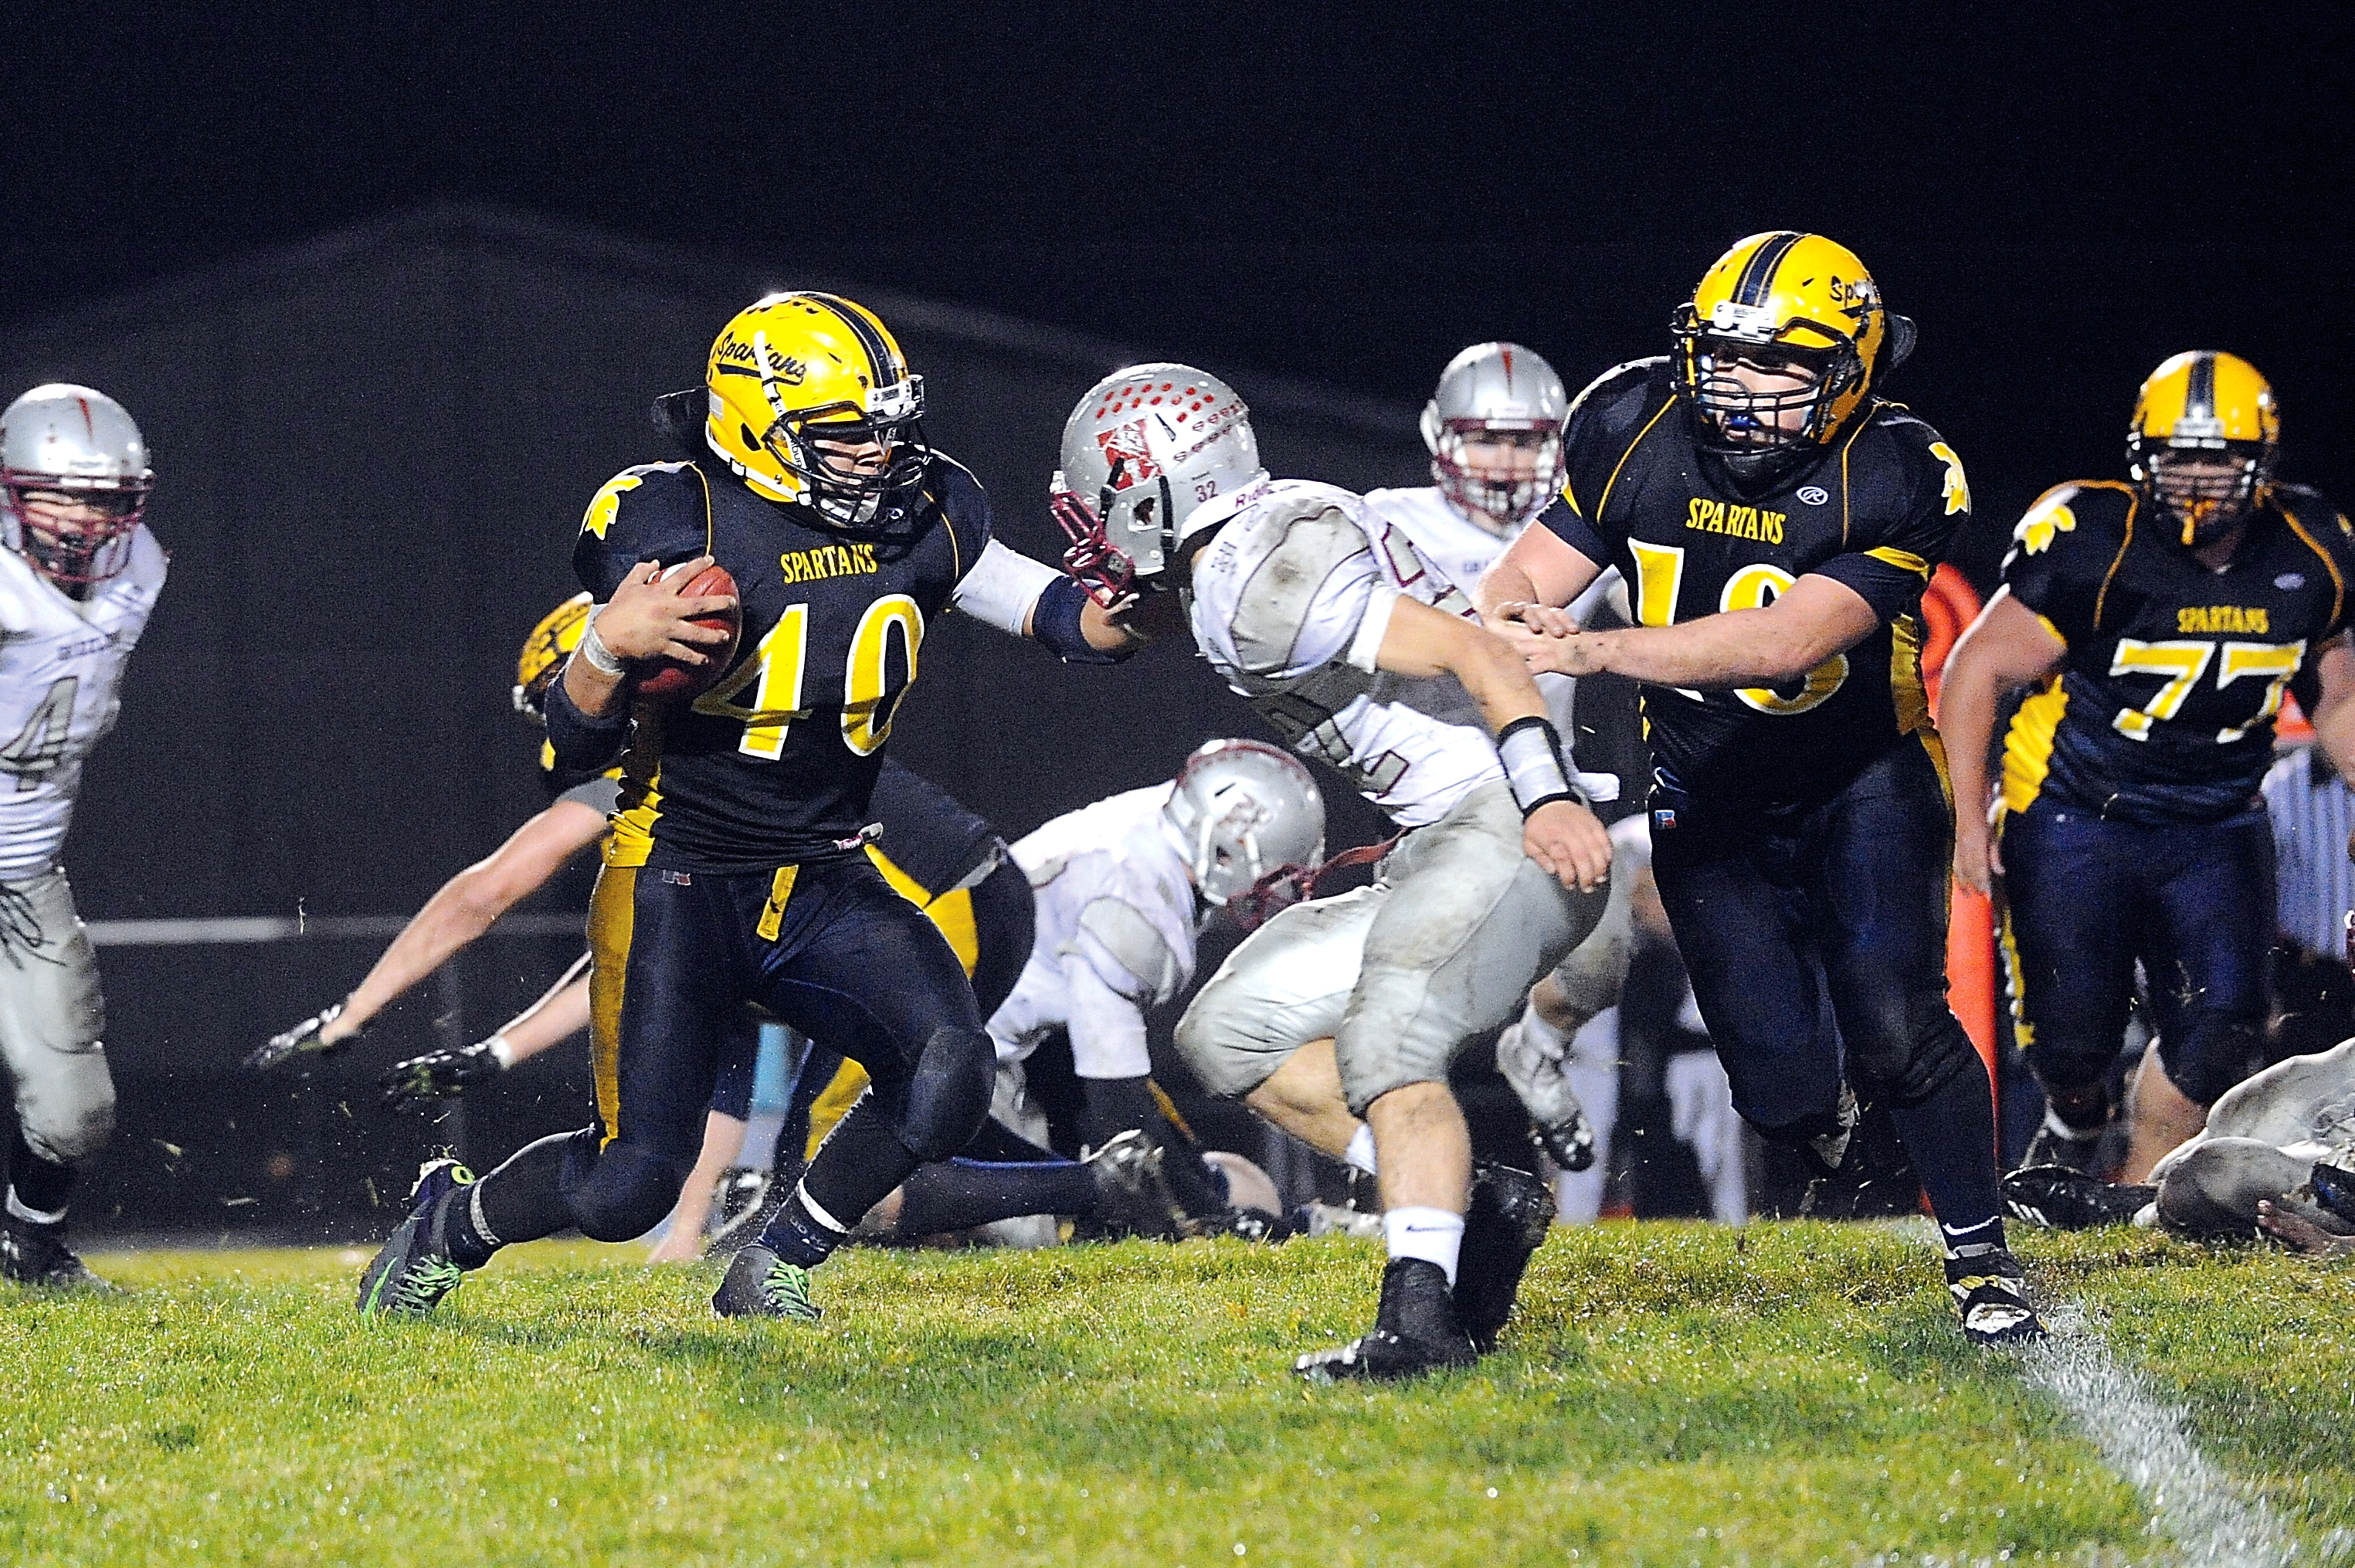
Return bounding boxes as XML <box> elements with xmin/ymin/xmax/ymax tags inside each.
<box><xmin>1884</xmin><ymin>314</ymin><xmax>1919</xmax><ymax>372</ymax></box>
<box><xmin>739</xmin><ymin>424</ymin><xmax>759</xmax><ymax>453</ymax></box>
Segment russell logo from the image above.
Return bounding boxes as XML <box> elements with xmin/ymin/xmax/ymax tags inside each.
<box><xmin>1796</xmin><ymin>486</ymin><xmax>1830</xmax><ymax>506</ymax></box>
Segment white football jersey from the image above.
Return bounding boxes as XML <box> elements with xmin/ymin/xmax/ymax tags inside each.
<box><xmin>1362</xmin><ymin>484</ymin><xmax>1624</xmax><ymax>738</ymax></box>
<box><xmin>0</xmin><ymin>529</ymin><xmax>167</xmax><ymax>881</ymax></box>
<box><xmin>987</xmin><ymin>784</ymin><xmax>1202</xmax><ymax>1080</ymax></box>
<box><xmin>1188</xmin><ymin>478</ymin><xmax>1532</xmax><ymax>827</ymax></box>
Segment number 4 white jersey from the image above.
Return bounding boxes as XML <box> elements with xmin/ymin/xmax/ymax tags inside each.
<box><xmin>0</xmin><ymin>528</ymin><xmax>168</xmax><ymax>881</ymax></box>
<box><xmin>1186</xmin><ymin>478</ymin><xmax>1515</xmax><ymax>829</ymax></box>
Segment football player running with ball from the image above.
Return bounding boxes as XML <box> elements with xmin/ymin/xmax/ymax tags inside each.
<box><xmin>0</xmin><ymin>385</ymin><xmax>167</xmax><ymax>1292</ymax></box>
<box><xmin>1479</xmin><ymin>233</ymin><xmax>2044</xmax><ymax>1346</ymax></box>
<box><xmin>1943</xmin><ymin>352</ymin><xmax>2355</xmax><ymax>1184</ymax></box>
<box><xmin>1053</xmin><ymin>365</ymin><xmax>1615</xmax><ymax>1379</ymax></box>
<box><xmin>357</xmin><ymin>292</ymin><xmax>1137</xmax><ymax>1322</ymax></box>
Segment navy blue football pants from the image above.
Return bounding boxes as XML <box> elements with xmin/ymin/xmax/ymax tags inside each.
<box><xmin>1998</xmin><ymin>798</ymin><xmax>2273</xmax><ymax>1108</ymax></box>
<box><xmin>1651</xmin><ymin>737</ymin><xmax>1998</xmax><ymax>1232</ymax></box>
<box><xmin>550</xmin><ymin>853</ymin><xmax>992</xmax><ymax>1243</ymax></box>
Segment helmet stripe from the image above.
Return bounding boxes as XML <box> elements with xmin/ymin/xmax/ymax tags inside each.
<box><xmin>803</xmin><ymin>293</ymin><xmax>902</xmax><ymax>389</ymax></box>
<box><xmin>1734</xmin><ymin>232</ymin><xmax>1805</xmax><ymax>307</ymax></box>
<box><xmin>2184</xmin><ymin>351</ymin><xmax>2216</xmax><ymax>421</ymax></box>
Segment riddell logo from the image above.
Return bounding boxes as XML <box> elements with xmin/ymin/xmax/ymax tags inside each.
<box><xmin>1096</xmin><ymin>422</ymin><xmax>1162</xmax><ymax>489</ymax></box>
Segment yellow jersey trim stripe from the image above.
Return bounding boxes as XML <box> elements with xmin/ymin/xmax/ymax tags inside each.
<box><xmin>587</xmin><ymin>867</ymin><xmax>636</xmax><ymax>1148</ymax></box>
<box><xmin>2000</xmin><ymin>680</ymin><xmax>2068</xmax><ymax>813</ymax></box>
<box><xmin>1597</xmin><ymin>397</ymin><xmax>1677</xmax><ymax>523</ymax></box>
<box><xmin>1866</xmin><ymin>545</ymin><xmax>1931</xmax><ymax>579</ymax></box>
<box><xmin>2277</xmin><ymin>501</ymin><xmax>2347</xmax><ymax>631</ymax></box>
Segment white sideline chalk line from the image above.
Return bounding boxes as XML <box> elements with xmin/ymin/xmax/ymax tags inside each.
<box><xmin>2022</xmin><ymin>1302</ymin><xmax>2296</xmax><ymax>1568</ymax></box>
<box><xmin>1891</xmin><ymin>1217</ymin><xmax>2299</xmax><ymax>1566</ymax></box>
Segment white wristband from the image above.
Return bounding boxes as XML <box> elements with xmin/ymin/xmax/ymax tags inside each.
<box><xmin>1497</xmin><ymin>716</ymin><xmax>1578</xmax><ymax>816</ymax></box>
<box><xmin>484</xmin><ymin>1034</ymin><xmax>516</xmax><ymax>1069</ymax></box>
<box><xmin>577</xmin><ymin>613</ymin><xmax>628</xmax><ymax>677</ymax></box>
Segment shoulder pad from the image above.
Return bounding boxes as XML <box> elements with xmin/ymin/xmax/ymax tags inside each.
<box><xmin>1860</xmin><ymin>409</ymin><xmax>1971</xmax><ymax>521</ymax></box>
<box><xmin>1074</xmin><ymin>895</ymin><xmax>1184</xmax><ymax>1004</ymax></box>
<box><xmin>1228</xmin><ymin>495</ymin><xmax>1375</xmax><ymax>672</ymax></box>
<box><xmin>573</xmin><ymin>462</ymin><xmax>710</xmax><ymax>599</ymax></box>
<box><xmin>1566</xmin><ymin>358</ymin><xmax>1668</xmax><ymax>426</ymax></box>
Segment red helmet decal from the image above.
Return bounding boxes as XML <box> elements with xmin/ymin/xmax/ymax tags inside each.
<box><xmin>1095</xmin><ymin>420</ymin><xmax>1161</xmax><ymax>489</ymax></box>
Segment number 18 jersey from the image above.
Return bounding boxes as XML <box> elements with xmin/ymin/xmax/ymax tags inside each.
<box><xmin>1999</xmin><ymin>480</ymin><xmax>2355</xmax><ymax>826</ymax></box>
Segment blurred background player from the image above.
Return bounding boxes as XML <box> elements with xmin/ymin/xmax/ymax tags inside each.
<box><xmin>1054</xmin><ymin>362</ymin><xmax>1615</xmax><ymax>1377</ymax></box>
<box><xmin>1366</xmin><ymin>341</ymin><xmax>1645</xmax><ymax>1181</ymax></box>
<box><xmin>1943</xmin><ymin>351</ymin><xmax>2355</xmax><ymax>1184</ymax></box>
<box><xmin>357</xmin><ymin>291</ymin><xmax>1138</xmax><ymax>1324</ymax></box>
<box><xmin>2259</xmin><ymin>732</ymin><xmax>2355</xmax><ymax>1062</ymax></box>
<box><xmin>1479</xmin><ymin>232</ymin><xmax>2041</xmax><ymax>1346</ymax></box>
<box><xmin>0</xmin><ymin>385</ymin><xmax>167</xmax><ymax>1291</ymax></box>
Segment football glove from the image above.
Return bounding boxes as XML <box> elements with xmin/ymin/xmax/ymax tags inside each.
<box><xmin>379</xmin><ymin>1040</ymin><xmax>506</xmax><ymax>1108</ymax></box>
<box><xmin>245</xmin><ymin>999</ymin><xmax>358</xmax><ymax>1073</ymax></box>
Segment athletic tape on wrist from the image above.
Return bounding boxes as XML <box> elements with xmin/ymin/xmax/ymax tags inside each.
<box><xmin>1497</xmin><ymin>715</ymin><xmax>1578</xmax><ymax>816</ymax></box>
<box><xmin>484</xmin><ymin>1035</ymin><xmax>515</xmax><ymax>1070</ymax></box>
<box><xmin>577</xmin><ymin>613</ymin><xmax>628</xmax><ymax>677</ymax></box>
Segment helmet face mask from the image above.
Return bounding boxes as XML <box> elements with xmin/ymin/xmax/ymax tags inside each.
<box><xmin>1</xmin><ymin>383</ymin><xmax>154</xmax><ymax>588</ymax></box>
<box><xmin>703</xmin><ymin>293</ymin><xmax>931</xmax><ymax>535</ymax></box>
<box><xmin>1420</xmin><ymin>342</ymin><xmax>1569</xmax><ymax>532</ymax></box>
<box><xmin>2126</xmin><ymin>351</ymin><xmax>2279</xmax><ymax>549</ymax></box>
<box><xmin>1671</xmin><ymin>234</ymin><xmax>1904</xmax><ymax>488</ymax></box>
<box><xmin>1054</xmin><ymin>365</ymin><xmax>1266</xmax><ymax>604</ymax></box>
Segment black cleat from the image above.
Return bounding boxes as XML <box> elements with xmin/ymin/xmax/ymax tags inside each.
<box><xmin>1454</xmin><ymin>1161</ymin><xmax>1556</xmax><ymax>1353</ymax></box>
<box><xmin>1084</xmin><ymin>1130</ymin><xmax>1186</xmax><ymax>1240</ymax></box>
<box><xmin>2003</xmin><ymin>1165</ymin><xmax>2156</xmax><ymax>1230</ymax></box>
<box><xmin>0</xmin><ymin>1217</ymin><xmax>118</xmax><ymax>1292</ymax></box>
<box><xmin>2309</xmin><ymin>1162</ymin><xmax>2355</xmax><ymax>1229</ymax></box>
<box><xmin>1529</xmin><ymin>1105</ymin><xmax>1597</xmax><ymax>1175</ymax></box>
<box><xmin>1946</xmin><ymin>1244</ymin><xmax>2048</xmax><ymax>1347</ymax></box>
<box><xmin>711</xmin><ymin>1242</ymin><xmax>821</xmax><ymax>1322</ymax></box>
<box><xmin>356</xmin><ymin>1158</ymin><xmax>474</xmax><ymax>1318</ymax></box>
<box><xmin>1296</xmin><ymin>1257</ymin><xmax>1478</xmax><ymax>1381</ymax></box>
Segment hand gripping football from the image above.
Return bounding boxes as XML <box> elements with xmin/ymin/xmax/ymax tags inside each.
<box><xmin>634</xmin><ymin>562</ymin><xmax>742</xmax><ymax>704</ymax></box>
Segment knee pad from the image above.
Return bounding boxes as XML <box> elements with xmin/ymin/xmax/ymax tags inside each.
<box><xmin>899</xmin><ymin>1027</ymin><xmax>994</xmax><ymax>1162</ymax></box>
<box><xmin>565</xmin><ymin>1140</ymin><xmax>692</xmax><ymax>1243</ymax></box>
<box><xmin>15</xmin><ymin>1053</ymin><xmax>117</xmax><ymax>1166</ymax></box>
<box><xmin>2155</xmin><ymin>1013</ymin><xmax>2263</xmax><ymax>1108</ymax></box>
<box><xmin>1850</xmin><ymin>1011</ymin><xmax>1977</xmax><ymax>1109</ymax></box>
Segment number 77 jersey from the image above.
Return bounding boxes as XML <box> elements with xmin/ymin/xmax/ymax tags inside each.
<box><xmin>1999</xmin><ymin>478</ymin><xmax>2355</xmax><ymax>825</ymax></box>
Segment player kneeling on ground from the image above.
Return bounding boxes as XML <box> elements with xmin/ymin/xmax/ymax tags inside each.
<box><xmin>1052</xmin><ymin>365</ymin><xmax>1614</xmax><ymax>1379</ymax></box>
<box><xmin>356</xmin><ymin>292</ymin><xmax>1139</xmax><ymax>1323</ymax></box>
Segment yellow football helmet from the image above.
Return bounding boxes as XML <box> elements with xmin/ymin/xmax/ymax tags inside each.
<box><xmin>2126</xmin><ymin>351</ymin><xmax>2279</xmax><ymax>547</ymax></box>
<box><xmin>513</xmin><ymin>592</ymin><xmax>592</xmax><ymax>720</ymax></box>
<box><xmin>702</xmin><ymin>291</ymin><xmax>928</xmax><ymax>531</ymax></box>
<box><xmin>1671</xmin><ymin>232</ymin><xmax>1916</xmax><ymax>483</ymax></box>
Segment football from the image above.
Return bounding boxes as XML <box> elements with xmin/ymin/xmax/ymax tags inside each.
<box><xmin>633</xmin><ymin>561</ymin><xmax>741</xmax><ymax>704</ymax></box>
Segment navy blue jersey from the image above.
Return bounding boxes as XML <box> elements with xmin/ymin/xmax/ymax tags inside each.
<box><xmin>577</xmin><ymin>456</ymin><xmax>992</xmax><ymax>872</ymax></box>
<box><xmin>1999</xmin><ymin>480</ymin><xmax>2354</xmax><ymax>825</ymax></box>
<box><xmin>1538</xmin><ymin>358</ymin><xmax>1969</xmax><ymax>807</ymax></box>
<box><xmin>867</xmin><ymin>757</ymin><xmax>1004</xmax><ymax>896</ymax></box>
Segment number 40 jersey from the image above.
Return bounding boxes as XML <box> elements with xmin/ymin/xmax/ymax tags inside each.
<box><xmin>0</xmin><ymin>526</ymin><xmax>168</xmax><ymax>881</ymax></box>
<box><xmin>1999</xmin><ymin>479</ymin><xmax>2355</xmax><ymax>826</ymax></box>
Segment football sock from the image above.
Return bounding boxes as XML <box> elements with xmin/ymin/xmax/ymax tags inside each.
<box><xmin>1512</xmin><ymin>1001</ymin><xmax>1569</xmax><ymax>1060</ymax></box>
<box><xmin>1383</xmin><ymin>1206</ymin><xmax>1465</xmax><ymax>1286</ymax></box>
<box><xmin>891</xmin><ymin>1157</ymin><xmax>1099</xmax><ymax>1238</ymax></box>
<box><xmin>761</xmin><ymin>1095</ymin><xmax>921</xmax><ymax>1266</ymax></box>
<box><xmin>6</xmin><ymin>1129</ymin><xmax>73</xmax><ymax>1220</ymax></box>
<box><xmin>451</xmin><ymin>1132</ymin><xmax>577</xmax><ymax>1268</ymax></box>
<box><xmin>2045</xmin><ymin>1082</ymin><xmax>2112</xmax><ymax>1135</ymax></box>
<box><xmin>1343</xmin><ymin>1123</ymin><xmax>1379</xmax><ymax>1176</ymax></box>
<box><xmin>1080</xmin><ymin>1075</ymin><xmax>1225</xmax><ymax>1215</ymax></box>
<box><xmin>1887</xmin><ymin>1059</ymin><xmax>2005</xmax><ymax>1240</ymax></box>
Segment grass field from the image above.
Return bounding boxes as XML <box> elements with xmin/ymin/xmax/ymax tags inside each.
<box><xmin>3</xmin><ymin>1222</ymin><xmax>2351</xmax><ymax>1566</ymax></box>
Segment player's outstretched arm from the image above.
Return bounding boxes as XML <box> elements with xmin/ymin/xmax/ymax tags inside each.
<box><xmin>380</xmin><ymin>958</ymin><xmax>594</xmax><ymax>1107</ymax></box>
<box><xmin>1474</xmin><ymin>519</ymin><xmax>1607</xmax><ymax>625</ymax></box>
<box><xmin>2306</xmin><ymin>636</ymin><xmax>2355</xmax><ymax>784</ymax></box>
<box><xmin>948</xmin><ymin>538</ymin><xmax>1149</xmax><ymax>660</ymax></box>
<box><xmin>1499</xmin><ymin>573</ymin><xmax>1881</xmax><ymax>686</ymax></box>
<box><xmin>1940</xmin><ymin>589</ymin><xmax>2068</xmax><ymax>896</ymax></box>
<box><xmin>1372</xmin><ymin>596</ymin><xmax>1611</xmax><ymax>892</ymax></box>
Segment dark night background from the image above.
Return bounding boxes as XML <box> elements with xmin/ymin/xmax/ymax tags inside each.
<box><xmin>2</xmin><ymin>5</ymin><xmax>2347</xmax><ymax>1235</ymax></box>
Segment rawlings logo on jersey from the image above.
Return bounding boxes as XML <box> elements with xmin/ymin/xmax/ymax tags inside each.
<box><xmin>1096</xmin><ymin>422</ymin><xmax>1162</xmax><ymax>489</ymax></box>
<box><xmin>1930</xmin><ymin>442</ymin><xmax>1970</xmax><ymax>516</ymax></box>
<box><xmin>2014</xmin><ymin>494</ymin><xmax>2077</xmax><ymax>555</ymax></box>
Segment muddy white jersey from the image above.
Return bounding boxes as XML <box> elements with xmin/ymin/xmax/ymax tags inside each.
<box><xmin>1362</xmin><ymin>484</ymin><xmax>1624</xmax><ymax>738</ymax></box>
<box><xmin>1186</xmin><ymin>477</ymin><xmax>1525</xmax><ymax>827</ymax></box>
<box><xmin>987</xmin><ymin>783</ymin><xmax>1202</xmax><ymax>1079</ymax></box>
<box><xmin>0</xmin><ymin>528</ymin><xmax>167</xmax><ymax>881</ymax></box>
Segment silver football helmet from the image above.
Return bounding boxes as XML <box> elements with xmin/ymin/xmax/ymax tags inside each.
<box><xmin>2</xmin><ymin>383</ymin><xmax>154</xmax><ymax>585</ymax></box>
<box><xmin>1050</xmin><ymin>363</ymin><xmax>1267</xmax><ymax>603</ymax></box>
<box><xmin>1418</xmin><ymin>342</ymin><xmax>1568</xmax><ymax>534</ymax></box>
<box><xmin>1163</xmin><ymin>738</ymin><xmax>1324</xmax><ymax>904</ymax></box>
